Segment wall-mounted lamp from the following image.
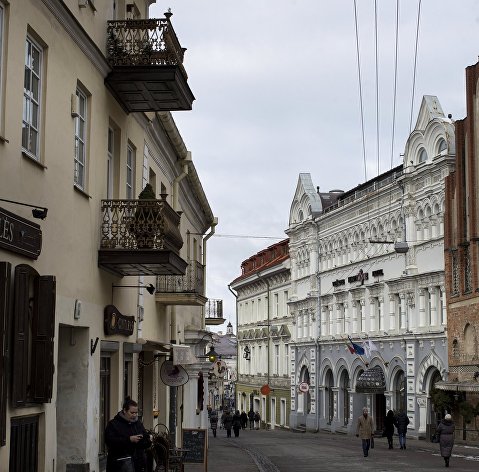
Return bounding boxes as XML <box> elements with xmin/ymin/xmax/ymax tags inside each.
<box><xmin>112</xmin><ymin>283</ymin><xmax>156</xmax><ymax>295</ymax></box>
<box><xmin>243</xmin><ymin>345</ymin><xmax>251</xmax><ymax>360</ymax></box>
<box><xmin>192</xmin><ymin>332</ymin><xmax>219</xmax><ymax>363</ymax></box>
<box><xmin>0</xmin><ymin>197</ymin><xmax>48</xmax><ymax>220</ymax></box>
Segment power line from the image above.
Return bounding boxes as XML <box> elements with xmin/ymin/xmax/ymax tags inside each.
<box><xmin>408</xmin><ymin>0</ymin><xmax>422</xmax><ymax>134</ymax></box>
<box><xmin>213</xmin><ymin>234</ymin><xmax>284</xmax><ymax>240</ymax></box>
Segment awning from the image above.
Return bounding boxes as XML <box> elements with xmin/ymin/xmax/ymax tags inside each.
<box><xmin>356</xmin><ymin>366</ymin><xmax>386</xmax><ymax>393</ymax></box>
<box><xmin>434</xmin><ymin>380</ymin><xmax>479</xmax><ymax>393</ymax></box>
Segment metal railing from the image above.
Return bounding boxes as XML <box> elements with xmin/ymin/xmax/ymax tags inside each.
<box><xmin>205</xmin><ymin>299</ymin><xmax>223</xmax><ymax>319</ymax></box>
<box><xmin>106</xmin><ymin>16</ymin><xmax>187</xmax><ymax>77</ymax></box>
<box><xmin>99</xmin><ymin>198</ymin><xmax>183</xmax><ymax>252</ymax></box>
<box><xmin>156</xmin><ymin>260</ymin><xmax>205</xmax><ymax>294</ymax></box>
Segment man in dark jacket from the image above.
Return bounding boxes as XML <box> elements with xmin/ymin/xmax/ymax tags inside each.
<box><xmin>248</xmin><ymin>409</ymin><xmax>255</xmax><ymax>429</ymax></box>
<box><xmin>223</xmin><ymin>410</ymin><xmax>233</xmax><ymax>438</ymax></box>
<box><xmin>105</xmin><ymin>398</ymin><xmax>151</xmax><ymax>472</ymax></box>
<box><xmin>394</xmin><ymin>409</ymin><xmax>410</xmax><ymax>450</ymax></box>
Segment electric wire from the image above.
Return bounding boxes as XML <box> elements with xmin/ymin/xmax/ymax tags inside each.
<box><xmin>353</xmin><ymin>0</ymin><xmax>368</xmax><ymax>183</ymax></box>
<box><xmin>408</xmin><ymin>0</ymin><xmax>422</xmax><ymax>135</ymax></box>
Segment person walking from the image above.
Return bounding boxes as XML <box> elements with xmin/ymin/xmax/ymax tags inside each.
<box><xmin>395</xmin><ymin>409</ymin><xmax>410</xmax><ymax>450</ymax></box>
<box><xmin>233</xmin><ymin>410</ymin><xmax>242</xmax><ymax>437</ymax></box>
<box><xmin>437</xmin><ymin>414</ymin><xmax>455</xmax><ymax>467</ymax></box>
<box><xmin>384</xmin><ymin>410</ymin><xmax>395</xmax><ymax>449</ymax></box>
<box><xmin>356</xmin><ymin>407</ymin><xmax>375</xmax><ymax>458</ymax></box>
<box><xmin>254</xmin><ymin>411</ymin><xmax>261</xmax><ymax>430</ymax></box>
<box><xmin>220</xmin><ymin>410</ymin><xmax>226</xmax><ymax>430</ymax></box>
<box><xmin>210</xmin><ymin>410</ymin><xmax>218</xmax><ymax>438</ymax></box>
<box><xmin>240</xmin><ymin>410</ymin><xmax>248</xmax><ymax>429</ymax></box>
<box><xmin>105</xmin><ymin>397</ymin><xmax>151</xmax><ymax>472</ymax></box>
<box><xmin>223</xmin><ymin>410</ymin><xmax>233</xmax><ymax>438</ymax></box>
<box><xmin>248</xmin><ymin>409</ymin><xmax>255</xmax><ymax>429</ymax></box>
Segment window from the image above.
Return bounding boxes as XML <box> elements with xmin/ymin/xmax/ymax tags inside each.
<box><xmin>12</xmin><ymin>265</ymin><xmax>55</xmax><ymax>406</ymax></box>
<box><xmin>437</xmin><ymin>138</ymin><xmax>447</xmax><ymax>155</ymax></box>
<box><xmin>126</xmin><ymin>143</ymin><xmax>135</xmax><ymax>199</ymax></box>
<box><xmin>274</xmin><ymin>344</ymin><xmax>279</xmax><ymax>375</ymax></box>
<box><xmin>285</xmin><ymin>344</ymin><xmax>289</xmax><ymax>375</ymax></box>
<box><xmin>74</xmin><ymin>88</ymin><xmax>87</xmax><ymax>189</ymax></box>
<box><xmin>22</xmin><ymin>36</ymin><xmax>43</xmax><ymax>160</ymax></box>
<box><xmin>107</xmin><ymin>127</ymin><xmax>114</xmax><ymax>198</ymax></box>
<box><xmin>418</xmin><ymin>148</ymin><xmax>428</xmax><ymax>163</ymax></box>
<box><xmin>274</xmin><ymin>293</ymin><xmax>279</xmax><ymax>317</ymax></box>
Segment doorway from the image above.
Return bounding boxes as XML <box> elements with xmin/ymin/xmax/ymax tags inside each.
<box><xmin>375</xmin><ymin>393</ymin><xmax>386</xmax><ymax>431</ymax></box>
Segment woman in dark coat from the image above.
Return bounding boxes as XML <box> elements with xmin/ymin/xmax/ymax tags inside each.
<box><xmin>210</xmin><ymin>411</ymin><xmax>219</xmax><ymax>438</ymax></box>
<box><xmin>223</xmin><ymin>410</ymin><xmax>233</xmax><ymax>438</ymax></box>
<box><xmin>232</xmin><ymin>410</ymin><xmax>242</xmax><ymax>437</ymax></box>
<box><xmin>105</xmin><ymin>397</ymin><xmax>151</xmax><ymax>472</ymax></box>
<box><xmin>384</xmin><ymin>410</ymin><xmax>395</xmax><ymax>449</ymax></box>
<box><xmin>240</xmin><ymin>411</ymin><xmax>248</xmax><ymax>429</ymax></box>
<box><xmin>436</xmin><ymin>414</ymin><xmax>455</xmax><ymax>467</ymax></box>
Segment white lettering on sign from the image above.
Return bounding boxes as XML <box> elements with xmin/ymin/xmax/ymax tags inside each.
<box><xmin>0</xmin><ymin>216</ymin><xmax>14</xmax><ymax>242</ymax></box>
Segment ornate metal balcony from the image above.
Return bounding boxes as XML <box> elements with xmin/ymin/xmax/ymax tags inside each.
<box><xmin>98</xmin><ymin>197</ymin><xmax>187</xmax><ymax>277</ymax></box>
<box><xmin>205</xmin><ymin>299</ymin><xmax>225</xmax><ymax>326</ymax></box>
<box><xmin>155</xmin><ymin>260</ymin><xmax>207</xmax><ymax>306</ymax></box>
<box><xmin>105</xmin><ymin>13</ymin><xmax>195</xmax><ymax>112</ymax></box>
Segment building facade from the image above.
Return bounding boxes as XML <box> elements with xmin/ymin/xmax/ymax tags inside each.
<box><xmin>231</xmin><ymin>240</ymin><xmax>293</xmax><ymax>429</ymax></box>
<box><xmin>289</xmin><ymin>96</ymin><xmax>455</xmax><ymax>438</ymax></box>
<box><xmin>441</xmin><ymin>60</ymin><xmax>479</xmax><ymax>442</ymax></box>
<box><xmin>0</xmin><ymin>1</ymin><xmax>218</xmax><ymax>470</ymax></box>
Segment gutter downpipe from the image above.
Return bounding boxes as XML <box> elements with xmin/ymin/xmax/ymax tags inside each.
<box><xmin>172</xmin><ymin>154</ymin><xmax>190</xmax><ymax>212</ymax></box>
<box><xmin>314</xmin><ymin>220</ymin><xmax>321</xmax><ymax>433</ymax></box>
<box><xmin>203</xmin><ymin>217</ymin><xmax>218</xmax><ymax>324</ymax></box>
<box><xmin>228</xmin><ymin>284</ymin><xmax>238</xmax><ymax>410</ymax></box>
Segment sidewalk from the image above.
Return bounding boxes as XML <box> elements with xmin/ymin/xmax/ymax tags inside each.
<box><xmin>185</xmin><ymin>429</ymin><xmax>259</xmax><ymax>472</ymax></box>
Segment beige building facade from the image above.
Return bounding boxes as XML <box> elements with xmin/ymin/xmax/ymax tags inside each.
<box><xmin>0</xmin><ymin>1</ymin><xmax>218</xmax><ymax>470</ymax></box>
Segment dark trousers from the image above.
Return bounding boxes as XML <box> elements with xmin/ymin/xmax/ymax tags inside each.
<box><xmin>386</xmin><ymin>434</ymin><xmax>393</xmax><ymax>448</ymax></box>
<box><xmin>226</xmin><ymin>428</ymin><xmax>231</xmax><ymax>438</ymax></box>
<box><xmin>398</xmin><ymin>432</ymin><xmax>406</xmax><ymax>448</ymax></box>
<box><xmin>233</xmin><ymin>427</ymin><xmax>240</xmax><ymax>437</ymax></box>
<box><xmin>361</xmin><ymin>439</ymin><xmax>371</xmax><ymax>457</ymax></box>
<box><xmin>249</xmin><ymin>420</ymin><xmax>254</xmax><ymax>429</ymax></box>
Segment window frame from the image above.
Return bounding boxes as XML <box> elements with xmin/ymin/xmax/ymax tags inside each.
<box><xmin>126</xmin><ymin>143</ymin><xmax>135</xmax><ymax>199</ymax></box>
<box><xmin>22</xmin><ymin>35</ymin><xmax>43</xmax><ymax>161</ymax></box>
<box><xmin>74</xmin><ymin>87</ymin><xmax>88</xmax><ymax>190</ymax></box>
<box><xmin>0</xmin><ymin>2</ymin><xmax>5</xmax><ymax>132</ymax></box>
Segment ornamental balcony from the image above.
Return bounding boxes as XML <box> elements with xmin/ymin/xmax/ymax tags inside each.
<box><xmin>155</xmin><ymin>260</ymin><xmax>207</xmax><ymax>306</ymax></box>
<box><xmin>105</xmin><ymin>13</ymin><xmax>195</xmax><ymax>113</ymax></box>
<box><xmin>205</xmin><ymin>299</ymin><xmax>225</xmax><ymax>326</ymax></box>
<box><xmin>98</xmin><ymin>197</ymin><xmax>187</xmax><ymax>277</ymax></box>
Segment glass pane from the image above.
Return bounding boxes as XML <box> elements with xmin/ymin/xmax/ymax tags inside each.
<box><xmin>24</xmin><ymin>67</ymin><xmax>31</xmax><ymax>92</ymax></box>
<box><xmin>79</xmin><ymin>119</ymin><xmax>85</xmax><ymax>138</ymax></box>
<box><xmin>25</xmin><ymin>40</ymin><xmax>31</xmax><ymax>68</ymax></box>
<box><xmin>22</xmin><ymin>124</ymin><xmax>29</xmax><ymax>149</ymax></box>
<box><xmin>32</xmin><ymin>102</ymin><xmax>38</xmax><ymax>127</ymax></box>
<box><xmin>32</xmin><ymin>76</ymin><xmax>39</xmax><ymax>101</ymax></box>
<box><xmin>30</xmin><ymin>128</ymin><xmax>38</xmax><ymax>156</ymax></box>
<box><xmin>32</xmin><ymin>47</ymin><xmax>40</xmax><ymax>75</ymax></box>
<box><xmin>23</xmin><ymin>97</ymin><xmax>29</xmax><ymax>122</ymax></box>
<box><xmin>79</xmin><ymin>94</ymin><xmax>86</xmax><ymax>117</ymax></box>
<box><xmin>78</xmin><ymin>141</ymin><xmax>84</xmax><ymax>164</ymax></box>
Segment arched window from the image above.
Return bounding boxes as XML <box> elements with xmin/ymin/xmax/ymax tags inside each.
<box><xmin>437</xmin><ymin>138</ymin><xmax>447</xmax><ymax>154</ymax></box>
<box><xmin>418</xmin><ymin>148</ymin><xmax>428</xmax><ymax>163</ymax></box>
<box><xmin>298</xmin><ymin>209</ymin><xmax>304</xmax><ymax>222</ymax></box>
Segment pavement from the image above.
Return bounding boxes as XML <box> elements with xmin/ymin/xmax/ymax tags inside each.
<box><xmin>184</xmin><ymin>426</ymin><xmax>479</xmax><ymax>472</ymax></box>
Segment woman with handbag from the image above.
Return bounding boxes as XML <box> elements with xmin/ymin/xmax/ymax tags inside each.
<box><xmin>105</xmin><ymin>397</ymin><xmax>152</xmax><ymax>472</ymax></box>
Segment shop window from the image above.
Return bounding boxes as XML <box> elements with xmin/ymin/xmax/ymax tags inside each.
<box><xmin>12</xmin><ymin>264</ymin><xmax>55</xmax><ymax>407</ymax></box>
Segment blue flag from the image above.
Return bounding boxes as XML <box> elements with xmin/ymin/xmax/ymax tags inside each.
<box><xmin>348</xmin><ymin>336</ymin><xmax>365</xmax><ymax>355</ymax></box>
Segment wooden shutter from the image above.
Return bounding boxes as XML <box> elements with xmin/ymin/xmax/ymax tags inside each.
<box><xmin>31</xmin><ymin>275</ymin><xmax>56</xmax><ymax>403</ymax></box>
<box><xmin>0</xmin><ymin>262</ymin><xmax>12</xmax><ymax>445</ymax></box>
<box><xmin>12</xmin><ymin>265</ymin><xmax>33</xmax><ymax>407</ymax></box>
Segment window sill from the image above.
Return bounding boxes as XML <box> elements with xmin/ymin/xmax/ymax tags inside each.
<box><xmin>22</xmin><ymin>151</ymin><xmax>47</xmax><ymax>169</ymax></box>
<box><xmin>74</xmin><ymin>185</ymin><xmax>92</xmax><ymax>199</ymax></box>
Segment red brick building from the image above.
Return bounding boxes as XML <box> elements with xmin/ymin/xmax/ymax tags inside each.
<box><xmin>442</xmin><ymin>61</ymin><xmax>479</xmax><ymax>441</ymax></box>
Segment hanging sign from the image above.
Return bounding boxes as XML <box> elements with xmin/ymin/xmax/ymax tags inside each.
<box><xmin>104</xmin><ymin>305</ymin><xmax>134</xmax><ymax>336</ymax></box>
<box><xmin>160</xmin><ymin>360</ymin><xmax>189</xmax><ymax>386</ymax></box>
<box><xmin>260</xmin><ymin>384</ymin><xmax>272</xmax><ymax>395</ymax></box>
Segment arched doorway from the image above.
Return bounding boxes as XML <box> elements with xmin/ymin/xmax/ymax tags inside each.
<box><xmin>325</xmin><ymin>369</ymin><xmax>334</xmax><ymax>425</ymax></box>
<box><xmin>393</xmin><ymin>370</ymin><xmax>406</xmax><ymax>412</ymax></box>
<box><xmin>298</xmin><ymin>366</ymin><xmax>311</xmax><ymax>414</ymax></box>
<box><xmin>339</xmin><ymin>370</ymin><xmax>350</xmax><ymax>426</ymax></box>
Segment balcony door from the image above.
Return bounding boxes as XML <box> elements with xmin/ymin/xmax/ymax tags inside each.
<box><xmin>107</xmin><ymin>127</ymin><xmax>115</xmax><ymax>199</ymax></box>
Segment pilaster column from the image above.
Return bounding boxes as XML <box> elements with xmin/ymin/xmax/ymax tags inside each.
<box><xmin>429</xmin><ymin>287</ymin><xmax>437</xmax><ymax>326</ymax></box>
<box><xmin>336</xmin><ymin>303</ymin><xmax>343</xmax><ymax>335</ymax></box>
<box><xmin>399</xmin><ymin>293</ymin><xmax>407</xmax><ymax>330</ymax></box>
<box><xmin>360</xmin><ymin>299</ymin><xmax>366</xmax><ymax>333</ymax></box>
<box><xmin>352</xmin><ymin>301</ymin><xmax>358</xmax><ymax>334</ymax></box>
<box><xmin>369</xmin><ymin>297</ymin><xmax>376</xmax><ymax>332</ymax></box>
<box><xmin>344</xmin><ymin>302</ymin><xmax>349</xmax><ymax>334</ymax></box>
<box><xmin>418</xmin><ymin>289</ymin><xmax>426</xmax><ymax>327</ymax></box>
<box><xmin>389</xmin><ymin>294</ymin><xmax>396</xmax><ymax>331</ymax></box>
<box><xmin>378</xmin><ymin>296</ymin><xmax>384</xmax><ymax>331</ymax></box>
<box><xmin>329</xmin><ymin>305</ymin><xmax>334</xmax><ymax>335</ymax></box>
<box><xmin>321</xmin><ymin>306</ymin><xmax>328</xmax><ymax>336</ymax></box>
<box><xmin>440</xmin><ymin>286</ymin><xmax>446</xmax><ymax>325</ymax></box>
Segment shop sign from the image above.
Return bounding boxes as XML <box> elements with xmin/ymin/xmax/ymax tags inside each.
<box><xmin>160</xmin><ymin>360</ymin><xmax>189</xmax><ymax>386</ymax></box>
<box><xmin>0</xmin><ymin>207</ymin><xmax>42</xmax><ymax>259</ymax></box>
<box><xmin>104</xmin><ymin>305</ymin><xmax>134</xmax><ymax>336</ymax></box>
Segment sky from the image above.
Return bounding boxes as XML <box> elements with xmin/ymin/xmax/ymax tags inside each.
<box><xmin>150</xmin><ymin>1</ymin><xmax>479</xmax><ymax>331</ymax></box>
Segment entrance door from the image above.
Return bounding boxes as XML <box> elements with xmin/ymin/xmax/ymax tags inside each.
<box><xmin>375</xmin><ymin>393</ymin><xmax>386</xmax><ymax>432</ymax></box>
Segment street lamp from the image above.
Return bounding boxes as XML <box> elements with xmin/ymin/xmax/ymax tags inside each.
<box><xmin>0</xmin><ymin>197</ymin><xmax>48</xmax><ymax>220</ymax></box>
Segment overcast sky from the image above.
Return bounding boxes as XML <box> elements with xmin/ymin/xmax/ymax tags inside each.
<box><xmin>150</xmin><ymin>1</ymin><xmax>479</xmax><ymax>331</ymax></box>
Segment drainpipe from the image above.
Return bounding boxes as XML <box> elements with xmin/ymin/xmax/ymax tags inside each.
<box><xmin>314</xmin><ymin>220</ymin><xmax>321</xmax><ymax>433</ymax></box>
<box><xmin>172</xmin><ymin>152</ymin><xmax>191</xmax><ymax>211</ymax></box>
<box><xmin>228</xmin><ymin>284</ymin><xmax>238</xmax><ymax>410</ymax></box>
<box><xmin>203</xmin><ymin>218</ymin><xmax>218</xmax><ymax>325</ymax></box>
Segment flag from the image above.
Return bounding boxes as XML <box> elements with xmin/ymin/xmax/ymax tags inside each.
<box><xmin>345</xmin><ymin>342</ymin><xmax>355</xmax><ymax>354</ymax></box>
<box><xmin>348</xmin><ymin>336</ymin><xmax>365</xmax><ymax>355</ymax></box>
<box><xmin>362</xmin><ymin>341</ymin><xmax>371</xmax><ymax>359</ymax></box>
<box><xmin>368</xmin><ymin>338</ymin><xmax>379</xmax><ymax>353</ymax></box>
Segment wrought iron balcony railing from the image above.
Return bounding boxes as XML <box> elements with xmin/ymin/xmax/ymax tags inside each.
<box><xmin>99</xmin><ymin>197</ymin><xmax>183</xmax><ymax>252</ymax></box>
<box><xmin>205</xmin><ymin>299</ymin><xmax>223</xmax><ymax>319</ymax></box>
<box><xmin>156</xmin><ymin>260</ymin><xmax>205</xmax><ymax>294</ymax></box>
<box><xmin>106</xmin><ymin>16</ymin><xmax>187</xmax><ymax>77</ymax></box>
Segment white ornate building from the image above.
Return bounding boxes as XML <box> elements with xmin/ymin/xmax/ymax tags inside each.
<box><xmin>288</xmin><ymin>96</ymin><xmax>455</xmax><ymax>438</ymax></box>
